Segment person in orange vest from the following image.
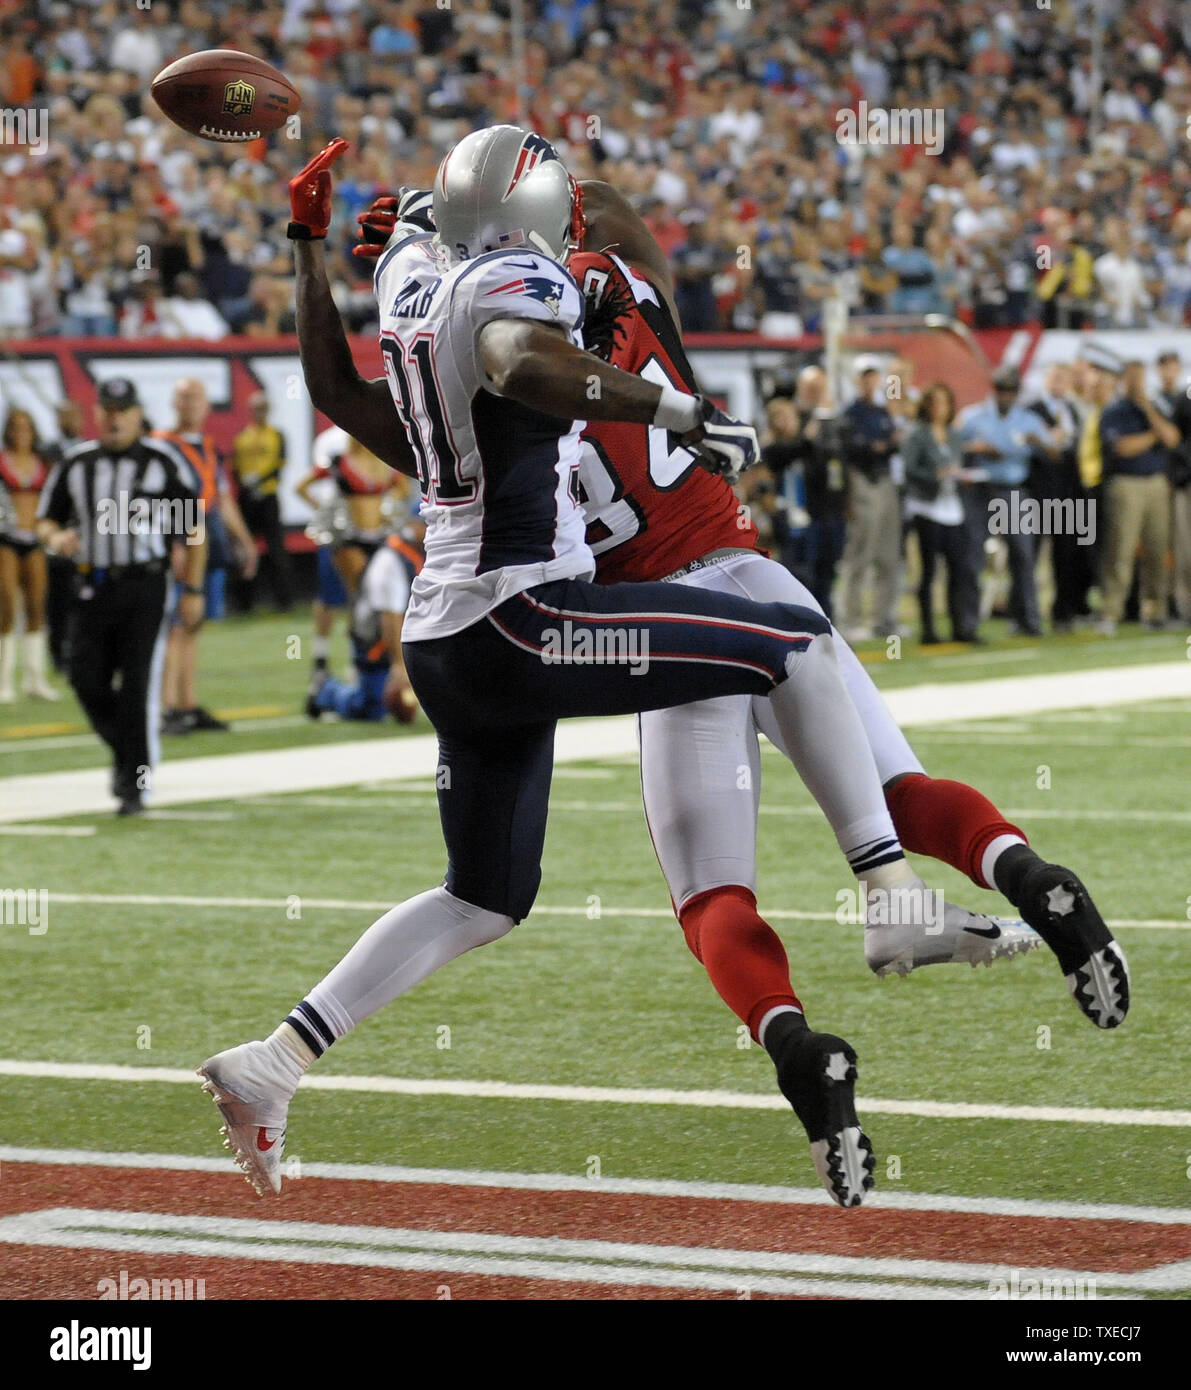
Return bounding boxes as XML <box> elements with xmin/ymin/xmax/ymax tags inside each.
<box><xmin>155</xmin><ymin>378</ymin><xmax>257</xmax><ymax>734</ymax></box>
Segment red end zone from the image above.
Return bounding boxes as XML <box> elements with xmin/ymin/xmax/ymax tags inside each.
<box><xmin>1</xmin><ymin>1160</ymin><xmax>1188</xmax><ymax>1300</ymax></box>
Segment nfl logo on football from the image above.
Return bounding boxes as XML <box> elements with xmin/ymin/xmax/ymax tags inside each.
<box><xmin>222</xmin><ymin>80</ymin><xmax>255</xmax><ymax>117</ymax></box>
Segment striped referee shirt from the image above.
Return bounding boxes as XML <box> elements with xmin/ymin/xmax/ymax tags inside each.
<box><xmin>37</xmin><ymin>436</ymin><xmax>202</xmax><ymax>569</ymax></box>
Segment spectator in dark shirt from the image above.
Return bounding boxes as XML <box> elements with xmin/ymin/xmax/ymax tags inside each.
<box><xmin>752</xmin><ymin>230</ymin><xmax>803</xmax><ymax>336</ymax></box>
<box><xmin>1157</xmin><ymin>350</ymin><xmax>1191</xmax><ymax>622</ymax></box>
<box><xmin>858</xmin><ymin>227</ymin><xmax>897</xmax><ymax>313</ymax></box>
<box><xmin>1024</xmin><ymin>363</ymin><xmax>1085</xmax><ymax>630</ymax></box>
<box><xmin>793</xmin><ymin>365</ymin><xmax>848</xmax><ymax>619</ymax></box>
<box><xmin>670</xmin><ymin>217</ymin><xmax>720</xmax><ymax>331</ymax></box>
<box><xmin>903</xmin><ymin>382</ymin><xmax>976</xmax><ymax>643</ymax></box>
<box><xmin>838</xmin><ymin>358</ymin><xmax>900</xmax><ymax>640</ymax></box>
<box><xmin>1097</xmin><ymin>360</ymin><xmax>1181</xmax><ymax>632</ymax></box>
<box><xmin>758</xmin><ymin>395</ymin><xmax>807</xmax><ymax>578</ymax></box>
<box><xmin>882</xmin><ymin>220</ymin><xmax>941</xmax><ymax>315</ymax></box>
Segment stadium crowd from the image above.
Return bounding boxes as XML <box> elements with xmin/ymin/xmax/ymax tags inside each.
<box><xmin>744</xmin><ymin>345</ymin><xmax>1191</xmax><ymax>644</ymax></box>
<box><xmin>1</xmin><ymin>0</ymin><xmax>1191</xmax><ymax>337</ymax></box>
<box><xmin>2</xmin><ymin>0</ymin><xmax>1190</xmax><ymax>683</ymax></box>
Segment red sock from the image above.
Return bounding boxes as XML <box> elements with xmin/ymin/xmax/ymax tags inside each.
<box><xmin>678</xmin><ymin>885</ymin><xmax>801</xmax><ymax>1041</ymax></box>
<box><xmin>885</xmin><ymin>773</ymin><xmax>1027</xmax><ymax>889</ymax></box>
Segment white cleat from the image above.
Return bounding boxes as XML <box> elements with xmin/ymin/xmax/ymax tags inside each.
<box><xmin>23</xmin><ymin>679</ymin><xmax>60</xmax><ymax>701</ymax></box>
<box><xmin>864</xmin><ymin>879</ymin><xmax>1042</xmax><ymax>978</ymax></box>
<box><xmin>197</xmin><ymin>1040</ymin><xmax>296</xmax><ymax>1197</ymax></box>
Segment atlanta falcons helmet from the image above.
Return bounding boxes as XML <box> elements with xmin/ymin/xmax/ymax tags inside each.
<box><xmin>432</xmin><ymin>125</ymin><xmax>582</xmax><ymax>263</ymax></box>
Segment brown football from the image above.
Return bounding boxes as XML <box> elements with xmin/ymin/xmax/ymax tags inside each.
<box><xmin>384</xmin><ymin>670</ymin><xmax>420</xmax><ymax>725</ymax></box>
<box><xmin>151</xmin><ymin>50</ymin><xmax>300</xmax><ymax>143</ymax></box>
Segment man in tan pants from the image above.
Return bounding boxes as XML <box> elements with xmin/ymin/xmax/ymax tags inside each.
<box><xmin>839</xmin><ymin>359</ymin><xmax>901</xmax><ymax>640</ymax></box>
<box><xmin>1157</xmin><ymin>351</ymin><xmax>1191</xmax><ymax>623</ymax></box>
<box><xmin>1097</xmin><ymin>360</ymin><xmax>1179</xmax><ymax>633</ymax></box>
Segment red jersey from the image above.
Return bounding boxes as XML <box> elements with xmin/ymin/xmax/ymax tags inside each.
<box><xmin>316</xmin><ymin>451</ymin><xmax>390</xmax><ymax>497</ymax></box>
<box><xmin>0</xmin><ymin>450</ymin><xmax>49</xmax><ymax>494</ymax></box>
<box><xmin>567</xmin><ymin>250</ymin><xmax>759</xmax><ymax>584</ymax></box>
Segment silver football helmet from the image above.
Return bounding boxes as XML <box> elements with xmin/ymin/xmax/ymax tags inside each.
<box><xmin>432</xmin><ymin>125</ymin><xmax>577</xmax><ymax>263</ymax></box>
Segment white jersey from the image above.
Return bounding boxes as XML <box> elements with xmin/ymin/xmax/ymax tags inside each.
<box><xmin>361</xmin><ymin>541</ymin><xmax>413</xmax><ymax>618</ymax></box>
<box><xmin>312</xmin><ymin>425</ymin><xmax>350</xmax><ymax>473</ymax></box>
<box><xmin>374</xmin><ymin>232</ymin><xmax>594</xmax><ymax>640</ymax></box>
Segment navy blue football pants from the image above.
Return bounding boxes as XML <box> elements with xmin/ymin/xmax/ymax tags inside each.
<box><xmin>402</xmin><ymin>576</ymin><xmax>830</xmax><ymax>921</ymax></box>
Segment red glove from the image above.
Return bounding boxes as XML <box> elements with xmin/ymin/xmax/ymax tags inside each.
<box><xmin>352</xmin><ymin>196</ymin><xmax>401</xmax><ymax>259</ymax></box>
<box><xmin>287</xmin><ymin>138</ymin><xmax>350</xmax><ymax>241</ymax></box>
<box><xmin>352</xmin><ymin>188</ymin><xmax>436</xmax><ymax>259</ymax></box>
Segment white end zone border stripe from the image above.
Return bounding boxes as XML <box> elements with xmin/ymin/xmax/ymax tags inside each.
<box><xmin>1</xmin><ymin>1061</ymin><xmax>1188</xmax><ymax>1128</ymax></box>
<box><xmin>0</xmin><ymin>1206</ymin><xmax>1168</xmax><ymax>1297</ymax></box>
<box><xmin>4</xmin><ymin>1144</ymin><xmax>1190</xmax><ymax>1225</ymax></box>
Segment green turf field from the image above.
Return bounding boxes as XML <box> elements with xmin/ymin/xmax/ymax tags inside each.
<box><xmin>1</xmin><ymin>607</ymin><xmax>1188</xmax><ymax>1220</ymax></box>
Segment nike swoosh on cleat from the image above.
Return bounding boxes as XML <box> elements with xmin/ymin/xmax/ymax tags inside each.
<box><xmin>963</xmin><ymin>924</ymin><xmax>1002</xmax><ymax>939</ymax></box>
<box><xmin>256</xmin><ymin>1129</ymin><xmax>278</xmax><ymax>1152</ymax></box>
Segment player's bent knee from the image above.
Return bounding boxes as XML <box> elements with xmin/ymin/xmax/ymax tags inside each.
<box><xmin>437</xmin><ymin>886</ymin><xmax>517</xmax><ymax>944</ymax></box>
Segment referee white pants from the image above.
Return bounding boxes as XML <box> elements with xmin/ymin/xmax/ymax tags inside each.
<box><xmin>638</xmin><ymin>552</ymin><xmax>925</xmax><ymax>910</ymax></box>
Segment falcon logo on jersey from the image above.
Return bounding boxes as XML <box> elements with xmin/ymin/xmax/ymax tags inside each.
<box><xmin>486</xmin><ymin>275</ymin><xmax>563</xmax><ymax>316</ymax></box>
<box><xmin>503</xmin><ymin>133</ymin><xmax>561</xmax><ymax>198</ymax></box>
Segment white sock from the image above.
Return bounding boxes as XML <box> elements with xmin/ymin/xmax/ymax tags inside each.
<box><xmin>766</xmin><ymin>633</ymin><xmax>906</xmax><ymax>874</ymax></box>
<box><xmin>313</xmin><ymin>635</ymin><xmax>329</xmax><ymax>661</ymax></box>
<box><xmin>981</xmin><ymin>833</ymin><xmax>1028</xmax><ymax>892</ymax></box>
<box><xmin>267</xmin><ymin>1021</ymin><xmax>316</xmax><ymax>1078</ymax></box>
<box><xmin>757</xmin><ymin>1003</ymin><xmax>802</xmax><ymax>1047</ymax></box>
<box><xmin>0</xmin><ymin>635</ymin><xmax>14</xmax><ymax>695</ymax></box>
<box><xmin>299</xmin><ymin>886</ymin><xmax>514</xmax><ymax>1042</ymax></box>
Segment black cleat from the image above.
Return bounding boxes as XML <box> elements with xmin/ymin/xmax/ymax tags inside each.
<box><xmin>305</xmin><ymin>668</ymin><xmax>329</xmax><ymax>720</ymax></box>
<box><xmin>189</xmin><ymin>705</ymin><xmax>229</xmax><ymax>732</ymax></box>
<box><xmin>773</xmin><ymin>1027</ymin><xmax>875</xmax><ymax>1207</ymax></box>
<box><xmin>1015</xmin><ymin>861</ymin><xmax>1129</xmax><ymax>1028</ymax></box>
<box><xmin>116</xmin><ymin>795</ymin><xmax>143</xmax><ymax>817</ymax></box>
<box><xmin>160</xmin><ymin>708</ymin><xmax>192</xmax><ymax>736</ymax></box>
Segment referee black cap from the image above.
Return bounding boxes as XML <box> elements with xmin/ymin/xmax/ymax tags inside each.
<box><xmin>97</xmin><ymin>377</ymin><xmax>142</xmax><ymax>409</ymax></box>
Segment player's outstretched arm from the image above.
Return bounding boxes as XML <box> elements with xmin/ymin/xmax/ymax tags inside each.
<box><xmin>478</xmin><ymin>317</ymin><xmax>758</xmax><ymax>479</ymax></box>
<box><xmin>288</xmin><ymin>140</ymin><xmax>418</xmax><ymax>479</ymax></box>
<box><xmin>293</xmin><ymin>241</ymin><xmax>416</xmax><ymax>478</ymax></box>
<box><xmin>578</xmin><ymin>180</ymin><xmax>680</xmax><ymax>327</ymax></box>
<box><xmin>478</xmin><ymin>317</ymin><xmax>696</xmax><ymax>427</ymax></box>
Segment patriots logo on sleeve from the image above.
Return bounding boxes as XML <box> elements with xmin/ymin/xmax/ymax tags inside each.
<box><xmin>486</xmin><ymin>274</ymin><xmax>563</xmax><ymax>317</ymax></box>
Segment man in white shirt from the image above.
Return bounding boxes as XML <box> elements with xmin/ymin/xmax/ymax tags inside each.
<box><xmin>1095</xmin><ymin>222</ymin><xmax>1155</xmax><ymax>327</ymax></box>
<box><xmin>0</xmin><ymin>227</ymin><xmax>35</xmax><ymax>338</ymax></box>
<box><xmin>159</xmin><ymin>273</ymin><xmax>230</xmax><ymax>340</ymax></box>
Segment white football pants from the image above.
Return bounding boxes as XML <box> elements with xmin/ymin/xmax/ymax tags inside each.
<box><xmin>638</xmin><ymin>552</ymin><xmax>925</xmax><ymax>909</ymax></box>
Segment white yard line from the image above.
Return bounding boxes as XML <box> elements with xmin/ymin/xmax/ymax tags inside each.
<box><xmin>927</xmin><ymin>649</ymin><xmax>1042</xmax><ymax>667</ymax></box>
<box><xmin>1</xmin><ymin>1060</ymin><xmax>1186</xmax><ymax>1127</ymax></box>
<box><xmin>0</xmin><ymin>825</ymin><xmax>96</xmax><ymax>837</ymax></box>
<box><xmin>33</xmin><ymin>890</ymin><xmax>1188</xmax><ymax>929</ymax></box>
<box><xmin>245</xmin><ymin>790</ymin><xmax>1191</xmax><ymax>827</ymax></box>
<box><xmin>3</xmin><ymin>1144</ymin><xmax>1190</xmax><ymax>1225</ymax></box>
<box><xmin>1</xmin><ymin>662</ymin><xmax>1187</xmax><ymax>824</ymax></box>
